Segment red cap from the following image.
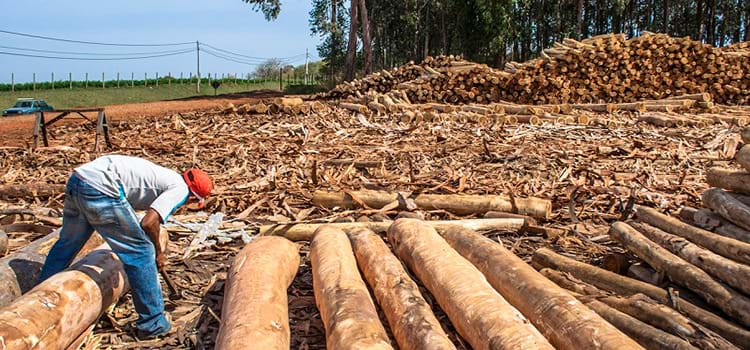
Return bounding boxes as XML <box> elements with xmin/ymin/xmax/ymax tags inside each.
<box><xmin>183</xmin><ymin>169</ymin><xmax>213</xmax><ymax>201</ymax></box>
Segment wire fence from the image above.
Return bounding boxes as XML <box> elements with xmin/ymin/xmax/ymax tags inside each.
<box><xmin>0</xmin><ymin>72</ymin><xmax>320</xmax><ymax>92</ymax></box>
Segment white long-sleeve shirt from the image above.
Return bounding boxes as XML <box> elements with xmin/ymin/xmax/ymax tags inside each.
<box><xmin>74</xmin><ymin>155</ymin><xmax>189</xmax><ymax>222</ymax></box>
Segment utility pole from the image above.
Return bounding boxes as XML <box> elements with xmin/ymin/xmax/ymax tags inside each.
<box><xmin>305</xmin><ymin>48</ymin><xmax>309</xmax><ymax>85</ymax></box>
<box><xmin>196</xmin><ymin>41</ymin><xmax>201</xmax><ymax>93</ymax></box>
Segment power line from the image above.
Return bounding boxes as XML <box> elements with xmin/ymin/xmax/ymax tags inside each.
<box><xmin>0</xmin><ymin>44</ymin><xmax>194</xmax><ymax>56</ymax></box>
<box><xmin>0</xmin><ymin>49</ymin><xmax>195</xmax><ymax>61</ymax></box>
<box><xmin>199</xmin><ymin>42</ymin><xmax>305</xmax><ymax>62</ymax></box>
<box><xmin>0</xmin><ymin>29</ymin><xmax>194</xmax><ymax>47</ymax></box>
<box><xmin>200</xmin><ymin>48</ymin><xmax>262</xmax><ymax>66</ymax></box>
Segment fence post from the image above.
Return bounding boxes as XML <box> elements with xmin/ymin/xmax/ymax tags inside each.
<box><xmin>131</xmin><ymin>72</ymin><xmax>134</xmax><ymax>88</ymax></box>
<box><xmin>32</xmin><ymin>73</ymin><xmax>36</xmax><ymax>91</ymax></box>
<box><xmin>51</xmin><ymin>72</ymin><xmax>55</xmax><ymax>90</ymax></box>
<box><xmin>279</xmin><ymin>67</ymin><xmax>283</xmax><ymax>91</ymax></box>
<box><xmin>168</xmin><ymin>72</ymin><xmax>171</xmax><ymax>86</ymax></box>
<box><xmin>180</xmin><ymin>72</ymin><xmax>183</xmax><ymax>84</ymax></box>
<box><xmin>85</xmin><ymin>72</ymin><xmax>89</xmax><ymax>88</ymax></box>
<box><xmin>117</xmin><ymin>72</ymin><xmax>120</xmax><ymax>88</ymax></box>
<box><xmin>208</xmin><ymin>73</ymin><xmax>212</xmax><ymax>86</ymax></box>
<box><xmin>69</xmin><ymin>72</ymin><xmax>72</xmax><ymax>89</ymax></box>
<box><xmin>10</xmin><ymin>73</ymin><xmax>13</xmax><ymax>92</ymax></box>
<box><xmin>144</xmin><ymin>72</ymin><xmax>148</xmax><ymax>87</ymax></box>
<box><xmin>156</xmin><ymin>72</ymin><xmax>159</xmax><ymax>87</ymax></box>
<box><xmin>102</xmin><ymin>72</ymin><xmax>105</xmax><ymax>88</ymax></box>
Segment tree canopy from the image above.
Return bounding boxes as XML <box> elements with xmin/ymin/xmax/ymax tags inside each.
<box><xmin>244</xmin><ymin>0</ymin><xmax>750</xmax><ymax>82</ymax></box>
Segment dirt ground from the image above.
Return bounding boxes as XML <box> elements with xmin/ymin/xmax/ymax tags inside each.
<box><xmin>0</xmin><ymin>90</ymin><xmax>285</xmax><ymax>147</ymax></box>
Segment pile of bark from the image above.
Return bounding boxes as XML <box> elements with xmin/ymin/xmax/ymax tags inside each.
<box><xmin>324</xmin><ymin>32</ymin><xmax>750</xmax><ymax>106</ymax></box>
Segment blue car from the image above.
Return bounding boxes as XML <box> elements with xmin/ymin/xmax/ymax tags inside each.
<box><xmin>2</xmin><ymin>98</ymin><xmax>54</xmax><ymax>116</ymax></box>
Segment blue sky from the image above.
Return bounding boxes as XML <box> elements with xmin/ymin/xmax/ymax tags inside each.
<box><xmin>0</xmin><ymin>0</ymin><xmax>322</xmax><ymax>83</ymax></box>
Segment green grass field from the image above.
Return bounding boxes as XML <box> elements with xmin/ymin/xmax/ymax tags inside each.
<box><xmin>0</xmin><ymin>81</ymin><xmax>284</xmax><ymax>109</ymax></box>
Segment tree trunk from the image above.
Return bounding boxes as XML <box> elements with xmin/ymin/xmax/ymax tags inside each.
<box><xmin>609</xmin><ymin>221</ymin><xmax>750</xmax><ymax>327</ymax></box>
<box><xmin>331</xmin><ymin>0</ymin><xmax>338</xmax><ymax>81</ymax></box>
<box><xmin>663</xmin><ymin>0</ymin><xmax>669</xmax><ymax>33</ymax></box>
<box><xmin>344</xmin><ymin>0</ymin><xmax>358</xmax><ymax>81</ymax></box>
<box><xmin>576</xmin><ymin>0</ymin><xmax>584</xmax><ymax>39</ymax></box>
<box><xmin>0</xmin><ymin>245</ymin><xmax>126</xmax><ymax>350</ymax></box>
<box><xmin>542</xmin><ymin>268</ymin><xmax>738</xmax><ymax>350</ymax></box>
<box><xmin>311</xmin><ymin>226</ymin><xmax>393</xmax><ymax>349</ymax></box>
<box><xmin>348</xmin><ymin>228</ymin><xmax>455</xmax><ymax>350</ymax></box>
<box><xmin>707</xmin><ymin>0</ymin><xmax>717</xmax><ymax>44</ymax></box>
<box><xmin>629</xmin><ymin>221</ymin><xmax>750</xmax><ymax>295</ymax></box>
<box><xmin>359</xmin><ymin>0</ymin><xmax>372</xmax><ymax>74</ymax></box>
<box><xmin>531</xmin><ymin>248</ymin><xmax>750</xmax><ymax>348</ymax></box>
<box><xmin>697</xmin><ymin>0</ymin><xmax>706</xmax><ymax>41</ymax></box>
<box><xmin>635</xmin><ymin>205</ymin><xmax>750</xmax><ymax>265</ymax></box>
<box><xmin>215</xmin><ymin>237</ymin><xmax>300</xmax><ymax>350</ymax></box>
<box><xmin>441</xmin><ymin>225</ymin><xmax>642</xmax><ymax>349</ymax></box>
<box><xmin>387</xmin><ymin>219</ymin><xmax>554</xmax><ymax>350</ymax></box>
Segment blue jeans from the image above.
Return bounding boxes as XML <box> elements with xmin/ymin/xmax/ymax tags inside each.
<box><xmin>39</xmin><ymin>174</ymin><xmax>170</xmax><ymax>336</ymax></box>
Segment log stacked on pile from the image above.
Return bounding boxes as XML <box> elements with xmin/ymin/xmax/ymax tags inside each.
<box><xmin>503</xmin><ymin>33</ymin><xmax>750</xmax><ymax>105</ymax></box>
<box><xmin>321</xmin><ymin>33</ymin><xmax>750</xmax><ymax>105</ymax></box>
<box><xmin>326</xmin><ymin>55</ymin><xmax>468</xmax><ymax>99</ymax></box>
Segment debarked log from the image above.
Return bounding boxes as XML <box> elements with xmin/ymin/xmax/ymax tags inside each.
<box><xmin>441</xmin><ymin>226</ymin><xmax>640</xmax><ymax>350</ymax></box>
<box><xmin>0</xmin><ymin>230</ymin><xmax>104</xmax><ymax>307</ymax></box>
<box><xmin>388</xmin><ymin>219</ymin><xmax>554</xmax><ymax>350</ymax></box>
<box><xmin>0</xmin><ymin>244</ymin><xmax>127</xmax><ymax>350</ymax></box>
<box><xmin>531</xmin><ymin>248</ymin><xmax>750</xmax><ymax>348</ymax></box>
<box><xmin>348</xmin><ymin>228</ymin><xmax>455</xmax><ymax>350</ymax></box>
<box><xmin>259</xmin><ymin>218</ymin><xmax>525</xmax><ymax>241</ymax></box>
<box><xmin>609</xmin><ymin>221</ymin><xmax>750</xmax><ymax>327</ymax></box>
<box><xmin>312</xmin><ymin>190</ymin><xmax>551</xmax><ymax>219</ymax></box>
<box><xmin>215</xmin><ymin>236</ymin><xmax>300</xmax><ymax>350</ymax></box>
<box><xmin>311</xmin><ymin>226</ymin><xmax>393</xmax><ymax>350</ymax></box>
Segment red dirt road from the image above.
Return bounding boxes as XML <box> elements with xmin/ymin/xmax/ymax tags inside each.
<box><xmin>0</xmin><ymin>90</ymin><xmax>285</xmax><ymax>147</ymax></box>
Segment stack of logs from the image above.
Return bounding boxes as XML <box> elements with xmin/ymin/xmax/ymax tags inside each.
<box><xmin>325</xmin><ymin>32</ymin><xmax>750</xmax><ymax>106</ymax></box>
<box><xmin>218</xmin><ymin>219</ymin><xmax>651</xmax><ymax>350</ymax></box>
<box><xmin>325</xmin><ymin>55</ymin><xmax>468</xmax><ymax>99</ymax></box>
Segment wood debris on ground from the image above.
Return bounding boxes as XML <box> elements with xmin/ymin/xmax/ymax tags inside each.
<box><xmin>0</xmin><ymin>32</ymin><xmax>749</xmax><ymax>349</ymax></box>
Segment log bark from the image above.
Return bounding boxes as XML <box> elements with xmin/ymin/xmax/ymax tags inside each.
<box><xmin>681</xmin><ymin>207</ymin><xmax>750</xmax><ymax>243</ymax></box>
<box><xmin>635</xmin><ymin>205</ymin><xmax>750</xmax><ymax>265</ymax></box>
<box><xmin>312</xmin><ymin>190</ymin><xmax>552</xmax><ymax>219</ymax></box>
<box><xmin>215</xmin><ymin>236</ymin><xmax>300</xmax><ymax>350</ymax></box>
<box><xmin>742</xmin><ymin>127</ymin><xmax>750</xmax><ymax>144</ymax></box>
<box><xmin>735</xmin><ymin>145</ymin><xmax>750</xmax><ymax>172</ymax></box>
<box><xmin>0</xmin><ymin>183</ymin><xmax>65</xmax><ymax>199</ymax></box>
<box><xmin>310</xmin><ymin>226</ymin><xmax>392</xmax><ymax>350</ymax></box>
<box><xmin>0</xmin><ymin>230</ymin><xmax>104</xmax><ymax>307</ymax></box>
<box><xmin>387</xmin><ymin>219</ymin><xmax>554</xmax><ymax>350</ymax></box>
<box><xmin>609</xmin><ymin>221</ymin><xmax>750</xmax><ymax>327</ymax></box>
<box><xmin>581</xmin><ymin>299</ymin><xmax>695</xmax><ymax>350</ymax></box>
<box><xmin>259</xmin><ymin>218</ymin><xmax>524</xmax><ymax>241</ymax></box>
<box><xmin>0</xmin><ymin>230</ymin><xmax>7</xmax><ymax>257</ymax></box>
<box><xmin>706</xmin><ymin>167</ymin><xmax>750</xmax><ymax>194</ymax></box>
<box><xmin>441</xmin><ymin>225</ymin><xmax>641</xmax><ymax>350</ymax></box>
<box><xmin>414</xmin><ymin>194</ymin><xmax>551</xmax><ymax>218</ymax></box>
<box><xmin>542</xmin><ymin>268</ymin><xmax>737</xmax><ymax>350</ymax></box>
<box><xmin>630</xmin><ymin>221</ymin><xmax>750</xmax><ymax>295</ymax></box>
<box><xmin>348</xmin><ymin>228</ymin><xmax>455</xmax><ymax>350</ymax></box>
<box><xmin>703</xmin><ymin>188</ymin><xmax>750</xmax><ymax>239</ymax></box>
<box><xmin>0</xmin><ymin>245</ymin><xmax>127</xmax><ymax>350</ymax></box>
<box><xmin>531</xmin><ymin>248</ymin><xmax>750</xmax><ymax>348</ymax></box>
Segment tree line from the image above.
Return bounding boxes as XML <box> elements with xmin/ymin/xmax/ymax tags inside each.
<box><xmin>244</xmin><ymin>0</ymin><xmax>750</xmax><ymax>82</ymax></box>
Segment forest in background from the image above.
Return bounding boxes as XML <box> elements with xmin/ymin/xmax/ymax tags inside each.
<box><xmin>245</xmin><ymin>0</ymin><xmax>750</xmax><ymax>82</ymax></box>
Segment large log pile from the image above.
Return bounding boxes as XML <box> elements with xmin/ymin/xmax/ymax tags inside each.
<box><xmin>325</xmin><ymin>33</ymin><xmax>750</xmax><ymax>105</ymax></box>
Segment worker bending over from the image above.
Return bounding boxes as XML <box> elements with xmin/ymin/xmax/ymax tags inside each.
<box><xmin>38</xmin><ymin>155</ymin><xmax>213</xmax><ymax>338</ymax></box>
